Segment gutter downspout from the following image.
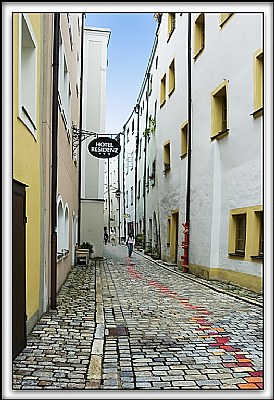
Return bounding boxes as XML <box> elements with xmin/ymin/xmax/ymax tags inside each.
<box><xmin>122</xmin><ymin>125</ymin><xmax>126</xmax><ymax>240</ymax></box>
<box><xmin>50</xmin><ymin>12</ymin><xmax>60</xmax><ymax>310</ymax></box>
<box><xmin>77</xmin><ymin>13</ymin><xmax>85</xmax><ymax>246</ymax></box>
<box><xmin>182</xmin><ymin>12</ymin><xmax>192</xmax><ymax>269</ymax></box>
<box><xmin>143</xmin><ymin>72</ymin><xmax>150</xmax><ymax>249</ymax></box>
<box><xmin>117</xmin><ymin>143</ymin><xmax>121</xmax><ymax>244</ymax></box>
<box><xmin>134</xmin><ymin>103</ymin><xmax>140</xmax><ymax>236</ymax></box>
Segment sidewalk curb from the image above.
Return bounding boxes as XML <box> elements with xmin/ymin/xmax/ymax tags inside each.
<box><xmin>133</xmin><ymin>250</ymin><xmax>263</xmax><ymax>308</ymax></box>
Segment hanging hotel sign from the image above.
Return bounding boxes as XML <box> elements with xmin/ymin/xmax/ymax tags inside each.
<box><xmin>88</xmin><ymin>136</ymin><xmax>121</xmax><ymax>159</ymax></box>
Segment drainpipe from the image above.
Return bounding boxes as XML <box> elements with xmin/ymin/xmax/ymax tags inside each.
<box><xmin>77</xmin><ymin>13</ymin><xmax>85</xmax><ymax>246</ymax></box>
<box><xmin>117</xmin><ymin>144</ymin><xmax>121</xmax><ymax>244</ymax></box>
<box><xmin>182</xmin><ymin>13</ymin><xmax>192</xmax><ymax>269</ymax></box>
<box><xmin>143</xmin><ymin>72</ymin><xmax>150</xmax><ymax>249</ymax></box>
<box><xmin>134</xmin><ymin>103</ymin><xmax>140</xmax><ymax>236</ymax></box>
<box><xmin>50</xmin><ymin>12</ymin><xmax>60</xmax><ymax>310</ymax></box>
<box><xmin>122</xmin><ymin>125</ymin><xmax>126</xmax><ymax>240</ymax></box>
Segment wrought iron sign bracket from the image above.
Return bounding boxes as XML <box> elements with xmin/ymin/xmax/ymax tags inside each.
<box><xmin>72</xmin><ymin>125</ymin><xmax>97</xmax><ymax>158</ymax></box>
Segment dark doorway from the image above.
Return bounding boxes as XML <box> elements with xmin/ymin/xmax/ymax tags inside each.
<box><xmin>12</xmin><ymin>179</ymin><xmax>27</xmax><ymax>360</ymax></box>
<box><xmin>171</xmin><ymin>211</ymin><xmax>179</xmax><ymax>264</ymax></box>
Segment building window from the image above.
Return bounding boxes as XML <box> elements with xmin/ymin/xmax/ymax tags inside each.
<box><xmin>228</xmin><ymin>206</ymin><xmax>263</xmax><ymax>261</ymax></box>
<box><xmin>57</xmin><ymin>197</ymin><xmax>69</xmax><ymax>258</ymax></box>
<box><xmin>139</xmin><ymin>138</ymin><xmax>142</xmax><ymax>159</ymax></box>
<box><xmin>180</xmin><ymin>121</ymin><xmax>188</xmax><ymax>158</ymax></box>
<box><xmin>127</xmin><ymin>127</ymin><xmax>129</xmax><ymax>142</ymax></box>
<box><xmin>235</xmin><ymin>214</ymin><xmax>246</xmax><ymax>254</ymax></box>
<box><xmin>253</xmin><ymin>49</ymin><xmax>263</xmax><ymax>118</ymax></box>
<box><xmin>137</xmin><ymin>180</ymin><xmax>141</xmax><ymax>199</ymax></box>
<box><xmin>132</xmin><ymin>119</ymin><xmax>135</xmax><ymax>135</ymax></box>
<box><xmin>220</xmin><ymin>13</ymin><xmax>233</xmax><ymax>27</ymax></box>
<box><xmin>251</xmin><ymin>211</ymin><xmax>264</xmax><ymax>259</ymax></box>
<box><xmin>149</xmin><ymin>160</ymin><xmax>156</xmax><ymax>186</ymax></box>
<box><xmin>148</xmin><ymin>74</ymin><xmax>153</xmax><ymax>96</ymax></box>
<box><xmin>194</xmin><ymin>13</ymin><xmax>205</xmax><ymax>59</ymax></box>
<box><xmin>64</xmin><ymin>205</ymin><xmax>69</xmax><ymax>251</ymax></box>
<box><xmin>58</xmin><ymin>35</ymin><xmax>72</xmax><ymax>139</ymax></box>
<box><xmin>163</xmin><ymin>140</ymin><xmax>171</xmax><ymax>174</ymax></box>
<box><xmin>18</xmin><ymin>14</ymin><xmax>38</xmax><ymax>138</ymax></box>
<box><xmin>167</xmin><ymin>217</ymin><xmax>171</xmax><ymax>246</ymax></box>
<box><xmin>257</xmin><ymin>211</ymin><xmax>263</xmax><ymax>257</ymax></box>
<box><xmin>67</xmin><ymin>13</ymin><xmax>74</xmax><ymax>51</ymax></box>
<box><xmin>160</xmin><ymin>74</ymin><xmax>166</xmax><ymax>107</ymax></box>
<box><xmin>130</xmin><ymin>186</ymin><xmax>134</xmax><ymax>205</ymax></box>
<box><xmin>126</xmin><ymin>190</ymin><xmax>128</xmax><ymax>208</ymax></box>
<box><xmin>168</xmin><ymin>59</ymin><xmax>175</xmax><ymax>96</ymax></box>
<box><xmin>154</xmin><ymin>100</ymin><xmax>157</xmax><ymax>123</ymax></box>
<box><xmin>155</xmin><ymin>56</ymin><xmax>158</xmax><ymax>69</ymax></box>
<box><xmin>168</xmin><ymin>13</ymin><xmax>176</xmax><ymax>40</ymax></box>
<box><xmin>131</xmin><ymin>151</ymin><xmax>134</xmax><ymax>170</ymax></box>
<box><xmin>211</xmin><ymin>80</ymin><xmax>229</xmax><ymax>140</ymax></box>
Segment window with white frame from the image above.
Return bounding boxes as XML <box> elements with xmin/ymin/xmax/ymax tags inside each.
<box><xmin>64</xmin><ymin>205</ymin><xmax>69</xmax><ymax>253</ymax></box>
<box><xmin>57</xmin><ymin>197</ymin><xmax>70</xmax><ymax>258</ymax></box>
<box><xmin>57</xmin><ymin>200</ymin><xmax>64</xmax><ymax>256</ymax></box>
<box><xmin>18</xmin><ymin>13</ymin><xmax>38</xmax><ymax>138</ymax></box>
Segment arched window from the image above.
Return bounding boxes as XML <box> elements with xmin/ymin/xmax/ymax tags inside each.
<box><xmin>57</xmin><ymin>198</ymin><xmax>64</xmax><ymax>254</ymax></box>
<box><xmin>64</xmin><ymin>204</ymin><xmax>69</xmax><ymax>251</ymax></box>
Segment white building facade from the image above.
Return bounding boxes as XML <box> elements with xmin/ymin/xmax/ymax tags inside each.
<box><xmin>81</xmin><ymin>26</ymin><xmax>111</xmax><ymax>257</ymax></box>
<box><xmin>119</xmin><ymin>12</ymin><xmax>263</xmax><ymax>292</ymax></box>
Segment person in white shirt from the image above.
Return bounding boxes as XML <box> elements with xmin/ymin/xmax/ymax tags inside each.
<box><xmin>126</xmin><ymin>233</ymin><xmax>135</xmax><ymax>257</ymax></box>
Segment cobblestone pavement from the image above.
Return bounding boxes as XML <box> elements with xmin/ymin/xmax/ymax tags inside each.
<box><xmin>12</xmin><ymin>244</ymin><xmax>264</xmax><ymax>394</ymax></box>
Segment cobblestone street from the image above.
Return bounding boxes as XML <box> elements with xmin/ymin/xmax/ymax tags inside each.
<box><xmin>12</xmin><ymin>244</ymin><xmax>264</xmax><ymax>395</ymax></box>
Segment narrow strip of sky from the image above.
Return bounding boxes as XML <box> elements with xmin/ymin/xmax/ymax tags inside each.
<box><xmin>85</xmin><ymin>13</ymin><xmax>157</xmax><ymax>135</ymax></box>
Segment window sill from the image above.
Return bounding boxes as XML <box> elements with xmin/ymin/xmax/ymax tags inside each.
<box><xmin>211</xmin><ymin>129</ymin><xmax>229</xmax><ymax>141</ymax></box>
<box><xmin>160</xmin><ymin>100</ymin><xmax>166</xmax><ymax>108</ymax></box>
<box><xmin>228</xmin><ymin>252</ymin><xmax>245</xmax><ymax>258</ymax></box>
<box><xmin>168</xmin><ymin>88</ymin><xmax>175</xmax><ymax>98</ymax></box>
<box><xmin>220</xmin><ymin>14</ymin><xmax>233</xmax><ymax>27</ymax></box>
<box><xmin>167</xmin><ymin>28</ymin><xmax>175</xmax><ymax>43</ymax></box>
<box><xmin>57</xmin><ymin>249</ymin><xmax>70</xmax><ymax>262</ymax></box>
<box><xmin>251</xmin><ymin>107</ymin><xmax>263</xmax><ymax>119</ymax></box>
<box><xmin>250</xmin><ymin>255</ymin><xmax>263</xmax><ymax>260</ymax></box>
<box><xmin>193</xmin><ymin>45</ymin><xmax>205</xmax><ymax>61</ymax></box>
<box><xmin>180</xmin><ymin>153</ymin><xmax>187</xmax><ymax>159</ymax></box>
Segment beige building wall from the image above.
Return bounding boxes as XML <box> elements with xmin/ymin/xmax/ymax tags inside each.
<box><xmin>55</xmin><ymin>13</ymin><xmax>82</xmax><ymax>291</ymax></box>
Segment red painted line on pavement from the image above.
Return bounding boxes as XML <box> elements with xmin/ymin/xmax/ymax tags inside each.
<box><xmin>124</xmin><ymin>259</ymin><xmax>263</xmax><ymax>387</ymax></box>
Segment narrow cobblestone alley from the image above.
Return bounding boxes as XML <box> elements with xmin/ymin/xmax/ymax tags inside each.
<box><xmin>12</xmin><ymin>244</ymin><xmax>264</xmax><ymax>394</ymax></box>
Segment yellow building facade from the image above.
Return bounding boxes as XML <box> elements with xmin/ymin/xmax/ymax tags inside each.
<box><xmin>13</xmin><ymin>13</ymin><xmax>42</xmax><ymax>332</ymax></box>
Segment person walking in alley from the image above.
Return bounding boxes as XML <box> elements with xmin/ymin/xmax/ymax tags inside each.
<box><xmin>126</xmin><ymin>233</ymin><xmax>135</xmax><ymax>257</ymax></box>
<box><xmin>104</xmin><ymin>231</ymin><xmax>108</xmax><ymax>245</ymax></box>
<box><xmin>110</xmin><ymin>229</ymin><xmax>117</xmax><ymax>246</ymax></box>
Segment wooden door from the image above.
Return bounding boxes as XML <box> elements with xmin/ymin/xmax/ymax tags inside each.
<box><xmin>12</xmin><ymin>180</ymin><xmax>27</xmax><ymax>360</ymax></box>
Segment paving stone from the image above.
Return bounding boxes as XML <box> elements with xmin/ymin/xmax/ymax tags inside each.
<box><xmin>12</xmin><ymin>247</ymin><xmax>263</xmax><ymax>391</ymax></box>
